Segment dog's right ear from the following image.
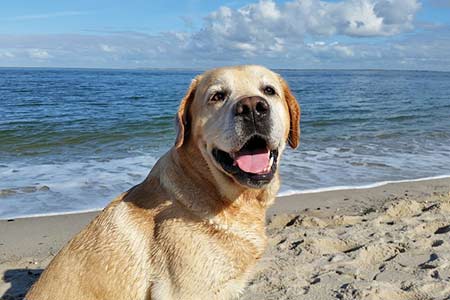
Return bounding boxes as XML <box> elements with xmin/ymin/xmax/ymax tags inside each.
<box><xmin>175</xmin><ymin>76</ymin><xmax>201</xmax><ymax>148</ymax></box>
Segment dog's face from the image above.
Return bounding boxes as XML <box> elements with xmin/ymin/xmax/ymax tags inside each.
<box><xmin>175</xmin><ymin>65</ymin><xmax>300</xmax><ymax>189</ymax></box>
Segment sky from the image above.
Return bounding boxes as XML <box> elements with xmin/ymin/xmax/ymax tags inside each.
<box><xmin>1</xmin><ymin>0</ymin><xmax>450</xmax><ymax>70</ymax></box>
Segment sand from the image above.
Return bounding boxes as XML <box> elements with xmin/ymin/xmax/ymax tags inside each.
<box><xmin>2</xmin><ymin>177</ymin><xmax>450</xmax><ymax>299</ymax></box>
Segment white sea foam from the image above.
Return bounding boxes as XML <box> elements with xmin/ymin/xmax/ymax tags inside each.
<box><xmin>3</xmin><ymin>207</ymin><xmax>104</xmax><ymax>220</ymax></box>
<box><xmin>277</xmin><ymin>174</ymin><xmax>450</xmax><ymax>197</ymax></box>
<box><xmin>2</xmin><ymin>141</ymin><xmax>450</xmax><ymax>219</ymax></box>
<box><xmin>3</xmin><ymin>173</ymin><xmax>450</xmax><ymax>220</ymax></box>
<box><xmin>0</xmin><ymin>155</ymin><xmax>158</xmax><ymax>219</ymax></box>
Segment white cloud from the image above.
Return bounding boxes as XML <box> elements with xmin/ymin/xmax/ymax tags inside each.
<box><xmin>195</xmin><ymin>0</ymin><xmax>420</xmax><ymax>45</ymax></box>
<box><xmin>100</xmin><ymin>44</ymin><xmax>116</xmax><ymax>53</ymax></box>
<box><xmin>0</xmin><ymin>0</ymin><xmax>448</xmax><ymax>71</ymax></box>
<box><xmin>179</xmin><ymin>0</ymin><xmax>422</xmax><ymax>63</ymax></box>
<box><xmin>0</xmin><ymin>50</ymin><xmax>14</xmax><ymax>58</ymax></box>
<box><xmin>28</xmin><ymin>49</ymin><xmax>51</xmax><ymax>59</ymax></box>
<box><xmin>2</xmin><ymin>11</ymin><xmax>90</xmax><ymax>21</ymax></box>
<box><xmin>307</xmin><ymin>41</ymin><xmax>355</xmax><ymax>58</ymax></box>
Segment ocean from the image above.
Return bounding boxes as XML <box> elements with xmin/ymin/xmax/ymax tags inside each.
<box><xmin>1</xmin><ymin>68</ymin><xmax>450</xmax><ymax>219</ymax></box>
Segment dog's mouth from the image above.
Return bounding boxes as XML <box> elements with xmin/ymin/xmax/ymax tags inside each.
<box><xmin>212</xmin><ymin>135</ymin><xmax>279</xmax><ymax>188</ymax></box>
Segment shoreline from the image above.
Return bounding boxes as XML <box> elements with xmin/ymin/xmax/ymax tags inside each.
<box><xmin>278</xmin><ymin>173</ymin><xmax>450</xmax><ymax>196</ymax></box>
<box><xmin>2</xmin><ymin>176</ymin><xmax>450</xmax><ymax>299</ymax></box>
<box><xmin>3</xmin><ymin>173</ymin><xmax>450</xmax><ymax>221</ymax></box>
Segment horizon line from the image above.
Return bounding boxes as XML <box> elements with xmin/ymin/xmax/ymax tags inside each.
<box><xmin>0</xmin><ymin>66</ymin><xmax>449</xmax><ymax>73</ymax></box>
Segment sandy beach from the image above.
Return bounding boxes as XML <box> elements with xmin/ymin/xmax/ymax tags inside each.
<box><xmin>1</xmin><ymin>177</ymin><xmax>450</xmax><ymax>300</ymax></box>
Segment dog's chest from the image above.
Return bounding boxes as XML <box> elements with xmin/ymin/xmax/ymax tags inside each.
<box><xmin>152</xmin><ymin>219</ymin><xmax>266</xmax><ymax>299</ymax></box>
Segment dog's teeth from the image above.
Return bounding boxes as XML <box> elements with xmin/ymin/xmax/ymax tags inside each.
<box><xmin>263</xmin><ymin>157</ymin><xmax>274</xmax><ymax>173</ymax></box>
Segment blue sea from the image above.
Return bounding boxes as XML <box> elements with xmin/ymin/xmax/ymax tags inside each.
<box><xmin>1</xmin><ymin>68</ymin><xmax>450</xmax><ymax>219</ymax></box>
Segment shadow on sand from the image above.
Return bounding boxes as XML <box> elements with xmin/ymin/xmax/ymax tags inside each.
<box><xmin>1</xmin><ymin>269</ymin><xmax>42</xmax><ymax>300</ymax></box>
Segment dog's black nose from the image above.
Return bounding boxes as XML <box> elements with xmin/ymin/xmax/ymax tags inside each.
<box><xmin>235</xmin><ymin>96</ymin><xmax>270</xmax><ymax>120</ymax></box>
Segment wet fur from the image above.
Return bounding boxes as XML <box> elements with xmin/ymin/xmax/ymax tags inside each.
<box><xmin>26</xmin><ymin>65</ymin><xmax>300</xmax><ymax>300</ymax></box>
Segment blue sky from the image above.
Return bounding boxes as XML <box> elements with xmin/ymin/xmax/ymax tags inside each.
<box><xmin>1</xmin><ymin>0</ymin><xmax>449</xmax><ymax>70</ymax></box>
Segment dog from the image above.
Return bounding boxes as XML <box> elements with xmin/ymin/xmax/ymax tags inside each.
<box><xmin>26</xmin><ymin>65</ymin><xmax>300</xmax><ymax>300</ymax></box>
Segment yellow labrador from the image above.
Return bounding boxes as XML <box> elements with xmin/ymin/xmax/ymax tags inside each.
<box><xmin>26</xmin><ymin>65</ymin><xmax>300</xmax><ymax>300</ymax></box>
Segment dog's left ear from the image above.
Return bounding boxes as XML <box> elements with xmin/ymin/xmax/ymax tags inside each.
<box><xmin>175</xmin><ymin>76</ymin><xmax>201</xmax><ymax>148</ymax></box>
<box><xmin>279</xmin><ymin>76</ymin><xmax>301</xmax><ymax>149</ymax></box>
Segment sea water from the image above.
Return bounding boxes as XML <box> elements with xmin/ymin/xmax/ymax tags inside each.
<box><xmin>1</xmin><ymin>68</ymin><xmax>449</xmax><ymax>219</ymax></box>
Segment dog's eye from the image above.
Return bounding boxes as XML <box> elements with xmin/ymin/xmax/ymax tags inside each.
<box><xmin>263</xmin><ymin>86</ymin><xmax>276</xmax><ymax>96</ymax></box>
<box><xmin>210</xmin><ymin>91</ymin><xmax>227</xmax><ymax>102</ymax></box>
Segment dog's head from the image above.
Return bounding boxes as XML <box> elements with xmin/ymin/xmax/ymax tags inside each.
<box><xmin>174</xmin><ymin>65</ymin><xmax>300</xmax><ymax>190</ymax></box>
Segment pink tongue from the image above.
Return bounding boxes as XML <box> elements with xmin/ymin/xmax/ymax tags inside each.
<box><xmin>234</xmin><ymin>148</ymin><xmax>270</xmax><ymax>174</ymax></box>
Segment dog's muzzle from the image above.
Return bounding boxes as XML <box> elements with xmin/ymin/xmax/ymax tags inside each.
<box><xmin>211</xmin><ymin>96</ymin><xmax>279</xmax><ymax>188</ymax></box>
